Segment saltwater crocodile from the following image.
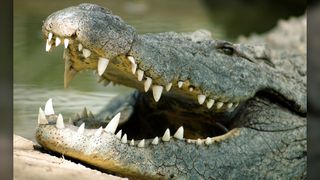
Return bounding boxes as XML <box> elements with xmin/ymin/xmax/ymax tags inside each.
<box><xmin>35</xmin><ymin>3</ymin><xmax>306</xmax><ymax>179</ymax></box>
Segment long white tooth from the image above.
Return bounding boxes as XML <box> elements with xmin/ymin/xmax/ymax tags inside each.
<box><xmin>48</xmin><ymin>32</ymin><xmax>53</xmax><ymax>41</ymax></box>
<box><xmin>78</xmin><ymin>43</ymin><xmax>83</xmax><ymax>51</ymax></box>
<box><xmin>130</xmin><ymin>139</ymin><xmax>134</xmax><ymax>146</ymax></box>
<box><xmin>55</xmin><ymin>37</ymin><xmax>61</xmax><ymax>46</ymax></box>
<box><xmin>216</xmin><ymin>102</ymin><xmax>224</xmax><ymax>109</ymax></box>
<box><xmin>152</xmin><ymin>85</ymin><xmax>163</xmax><ymax>102</ymax></box>
<box><xmin>138</xmin><ymin>139</ymin><xmax>145</xmax><ymax>148</ymax></box>
<box><xmin>45</xmin><ymin>39</ymin><xmax>51</xmax><ymax>52</ymax></box>
<box><xmin>131</xmin><ymin>63</ymin><xmax>137</xmax><ymax>74</ymax></box>
<box><xmin>94</xmin><ymin>127</ymin><xmax>103</xmax><ymax>137</ymax></box>
<box><xmin>198</xmin><ymin>94</ymin><xmax>206</xmax><ymax>105</ymax></box>
<box><xmin>205</xmin><ymin>137</ymin><xmax>212</xmax><ymax>145</ymax></box>
<box><xmin>64</xmin><ymin>39</ymin><xmax>69</xmax><ymax>48</ymax></box>
<box><xmin>44</xmin><ymin>98</ymin><xmax>55</xmax><ymax>115</ymax></box>
<box><xmin>151</xmin><ymin>137</ymin><xmax>159</xmax><ymax>145</ymax></box>
<box><xmin>144</xmin><ymin>77</ymin><xmax>152</xmax><ymax>92</ymax></box>
<box><xmin>104</xmin><ymin>112</ymin><xmax>121</xmax><ymax>134</ymax></box>
<box><xmin>227</xmin><ymin>103</ymin><xmax>233</xmax><ymax>109</ymax></box>
<box><xmin>37</xmin><ymin>107</ymin><xmax>48</xmax><ymax>125</ymax></box>
<box><xmin>83</xmin><ymin>49</ymin><xmax>91</xmax><ymax>58</ymax></box>
<box><xmin>121</xmin><ymin>134</ymin><xmax>127</xmax><ymax>143</ymax></box>
<box><xmin>98</xmin><ymin>57</ymin><xmax>109</xmax><ymax>76</ymax></box>
<box><xmin>173</xmin><ymin>126</ymin><xmax>184</xmax><ymax>140</ymax></box>
<box><xmin>165</xmin><ymin>83</ymin><xmax>172</xmax><ymax>91</ymax></box>
<box><xmin>56</xmin><ymin>114</ymin><xmax>64</xmax><ymax>129</ymax></box>
<box><xmin>137</xmin><ymin>69</ymin><xmax>144</xmax><ymax>81</ymax></box>
<box><xmin>115</xmin><ymin>130</ymin><xmax>122</xmax><ymax>139</ymax></box>
<box><xmin>128</xmin><ymin>56</ymin><xmax>135</xmax><ymax>64</ymax></box>
<box><xmin>207</xmin><ymin>99</ymin><xmax>215</xmax><ymax>109</ymax></box>
<box><xmin>77</xmin><ymin>123</ymin><xmax>85</xmax><ymax>134</ymax></box>
<box><xmin>178</xmin><ymin>81</ymin><xmax>184</xmax><ymax>88</ymax></box>
<box><xmin>162</xmin><ymin>128</ymin><xmax>170</xmax><ymax>141</ymax></box>
<box><xmin>189</xmin><ymin>87</ymin><xmax>194</xmax><ymax>92</ymax></box>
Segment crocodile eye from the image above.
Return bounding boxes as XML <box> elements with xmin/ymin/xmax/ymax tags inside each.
<box><xmin>220</xmin><ymin>46</ymin><xmax>234</xmax><ymax>56</ymax></box>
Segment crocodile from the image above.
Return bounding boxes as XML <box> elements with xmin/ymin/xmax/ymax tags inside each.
<box><xmin>35</xmin><ymin>3</ymin><xmax>306</xmax><ymax>179</ymax></box>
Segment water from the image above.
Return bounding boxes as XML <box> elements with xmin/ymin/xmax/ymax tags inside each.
<box><xmin>13</xmin><ymin>0</ymin><xmax>305</xmax><ymax>141</ymax></box>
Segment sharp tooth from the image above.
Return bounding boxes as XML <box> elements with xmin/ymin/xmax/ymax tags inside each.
<box><xmin>45</xmin><ymin>39</ymin><xmax>51</xmax><ymax>52</ymax></box>
<box><xmin>56</xmin><ymin>114</ymin><xmax>65</xmax><ymax>129</ymax></box>
<box><xmin>94</xmin><ymin>127</ymin><xmax>103</xmax><ymax>137</ymax></box>
<box><xmin>165</xmin><ymin>83</ymin><xmax>172</xmax><ymax>91</ymax></box>
<box><xmin>83</xmin><ymin>49</ymin><xmax>91</xmax><ymax>58</ymax></box>
<box><xmin>64</xmin><ymin>56</ymin><xmax>77</xmax><ymax>88</ymax></box>
<box><xmin>227</xmin><ymin>103</ymin><xmax>233</xmax><ymax>109</ymax></box>
<box><xmin>205</xmin><ymin>137</ymin><xmax>212</xmax><ymax>145</ymax></box>
<box><xmin>131</xmin><ymin>63</ymin><xmax>137</xmax><ymax>74</ymax></box>
<box><xmin>137</xmin><ymin>69</ymin><xmax>144</xmax><ymax>81</ymax></box>
<box><xmin>128</xmin><ymin>56</ymin><xmax>135</xmax><ymax>64</ymax></box>
<box><xmin>144</xmin><ymin>77</ymin><xmax>152</xmax><ymax>92</ymax></box>
<box><xmin>98</xmin><ymin>57</ymin><xmax>109</xmax><ymax>76</ymax></box>
<box><xmin>178</xmin><ymin>81</ymin><xmax>184</xmax><ymax>88</ymax></box>
<box><xmin>196</xmin><ymin>139</ymin><xmax>202</xmax><ymax>145</ymax></box>
<box><xmin>81</xmin><ymin>107</ymin><xmax>88</xmax><ymax>118</ymax></box>
<box><xmin>151</xmin><ymin>137</ymin><xmax>159</xmax><ymax>145</ymax></box>
<box><xmin>55</xmin><ymin>37</ymin><xmax>61</xmax><ymax>46</ymax></box>
<box><xmin>44</xmin><ymin>98</ymin><xmax>55</xmax><ymax>115</ymax></box>
<box><xmin>189</xmin><ymin>87</ymin><xmax>194</xmax><ymax>92</ymax></box>
<box><xmin>152</xmin><ymin>85</ymin><xmax>163</xmax><ymax>102</ymax></box>
<box><xmin>121</xmin><ymin>134</ymin><xmax>127</xmax><ymax>143</ymax></box>
<box><xmin>78</xmin><ymin>43</ymin><xmax>83</xmax><ymax>51</ymax></box>
<box><xmin>197</xmin><ymin>94</ymin><xmax>206</xmax><ymax>105</ymax></box>
<box><xmin>77</xmin><ymin>123</ymin><xmax>85</xmax><ymax>134</ymax></box>
<box><xmin>37</xmin><ymin>107</ymin><xmax>48</xmax><ymax>125</ymax></box>
<box><xmin>130</xmin><ymin>139</ymin><xmax>134</xmax><ymax>146</ymax></box>
<box><xmin>173</xmin><ymin>126</ymin><xmax>184</xmax><ymax>140</ymax></box>
<box><xmin>48</xmin><ymin>32</ymin><xmax>53</xmax><ymax>41</ymax></box>
<box><xmin>234</xmin><ymin>102</ymin><xmax>239</xmax><ymax>108</ymax></box>
<box><xmin>216</xmin><ymin>102</ymin><xmax>224</xmax><ymax>109</ymax></box>
<box><xmin>88</xmin><ymin>111</ymin><xmax>94</xmax><ymax>118</ymax></box>
<box><xmin>104</xmin><ymin>112</ymin><xmax>121</xmax><ymax>134</ymax></box>
<box><xmin>162</xmin><ymin>128</ymin><xmax>170</xmax><ymax>141</ymax></box>
<box><xmin>64</xmin><ymin>38</ymin><xmax>69</xmax><ymax>48</ymax></box>
<box><xmin>115</xmin><ymin>130</ymin><xmax>122</xmax><ymax>139</ymax></box>
<box><xmin>207</xmin><ymin>99</ymin><xmax>215</xmax><ymax>109</ymax></box>
<box><xmin>138</xmin><ymin>139</ymin><xmax>145</xmax><ymax>148</ymax></box>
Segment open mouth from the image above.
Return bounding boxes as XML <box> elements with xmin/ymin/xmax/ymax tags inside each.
<box><xmin>42</xmin><ymin>31</ymin><xmax>242</xmax><ymax>146</ymax></box>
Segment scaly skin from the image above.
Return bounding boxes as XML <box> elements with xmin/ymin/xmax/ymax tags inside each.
<box><xmin>36</xmin><ymin>3</ymin><xmax>306</xmax><ymax>179</ymax></box>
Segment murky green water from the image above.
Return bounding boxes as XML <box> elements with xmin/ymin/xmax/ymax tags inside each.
<box><xmin>14</xmin><ymin>0</ymin><xmax>305</xmax><ymax>141</ymax></box>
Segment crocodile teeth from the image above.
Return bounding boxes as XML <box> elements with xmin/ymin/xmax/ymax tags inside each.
<box><xmin>207</xmin><ymin>99</ymin><xmax>215</xmax><ymax>109</ymax></box>
<box><xmin>78</xmin><ymin>43</ymin><xmax>83</xmax><ymax>51</ymax></box>
<box><xmin>104</xmin><ymin>112</ymin><xmax>120</xmax><ymax>134</ymax></box>
<box><xmin>44</xmin><ymin>98</ymin><xmax>55</xmax><ymax>115</ymax></box>
<box><xmin>152</xmin><ymin>137</ymin><xmax>159</xmax><ymax>145</ymax></box>
<box><xmin>216</xmin><ymin>102</ymin><xmax>224</xmax><ymax>109</ymax></box>
<box><xmin>48</xmin><ymin>32</ymin><xmax>53</xmax><ymax>41</ymax></box>
<box><xmin>37</xmin><ymin>107</ymin><xmax>48</xmax><ymax>125</ymax></box>
<box><xmin>189</xmin><ymin>87</ymin><xmax>194</xmax><ymax>92</ymax></box>
<box><xmin>227</xmin><ymin>102</ymin><xmax>233</xmax><ymax>109</ymax></box>
<box><xmin>83</xmin><ymin>49</ymin><xmax>91</xmax><ymax>58</ymax></box>
<box><xmin>55</xmin><ymin>37</ymin><xmax>61</xmax><ymax>46</ymax></box>
<box><xmin>198</xmin><ymin>94</ymin><xmax>206</xmax><ymax>105</ymax></box>
<box><xmin>165</xmin><ymin>83</ymin><xmax>172</xmax><ymax>91</ymax></box>
<box><xmin>205</xmin><ymin>137</ymin><xmax>212</xmax><ymax>145</ymax></box>
<box><xmin>56</xmin><ymin>114</ymin><xmax>65</xmax><ymax>129</ymax></box>
<box><xmin>94</xmin><ymin>127</ymin><xmax>103</xmax><ymax>137</ymax></box>
<box><xmin>98</xmin><ymin>57</ymin><xmax>109</xmax><ymax>76</ymax></box>
<box><xmin>128</xmin><ymin>56</ymin><xmax>135</xmax><ymax>64</ymax></box>
<box><xmin>115</xmin><ymin>130</ymin><xmax>122</xmax><ymax>139</ymax></box>
<box><xmin>152</xmin><ymin>85</ymin><xmax>163</xmax><ymax>102</ymax></box>
<box><xmin>137</xmin><ymin>69</ymin><xmax>144</xmax><ymax>81</ymax></box>
<box><xmin>131</xmin><ymin>63</ymin><xmax>137</xmax><ymax>74</ymax></box>
<box><xmin>144</xmin><ymin>77</ymin><xmax>152</xmax><ymax>92</ymax></box>
<box><xmin>64</xmin><ymin>39</ymin><xmax>69</xmax><ymax>48</ymax></box>
<box><xmin>130</xmin><ymin>139</ymin><xmax>134</xmax><ymax>146</ymax></box>
<box><xmin>88</xmin><ymin>111</ymin><xmax>94</xmax><ymax>118</ymax></box>
<box><xmin>138</xmin><ymin>139</ymin><xmax>145</xmax><ymax>148</ymax></box>
<box><xmin>45</xmin><ymin>39</ymin><xmax>51</xmax><ymax>52</ymax></box>
<box><xmin>77</xmin><ymin>123</ymin><xmax>85</xmax><ymax>134</ymax></box>
<box><xmin>173</xmin><ymin>126</ymin><xmax>184</xmax><ymax>140</ymax></box>
<box><xmin>162</xmin><ymin>128</ymin><xmax>170</xmax><ymax>141</ymax></box>
<box><xmin>121</xmin><ymin>134</ymin><xmax>127</xmax><ymax>143</ymax></box>
<box><xmin>81</xmin><ymin>107</ymin><xmax>88</xmax><ymax>118</ymax></box>
<box><xmin>178</xmin><ymin>81</ymin><xmax>184</xmax><ymax>88</ymax></box>
<box><xmin>196</xmin><ymin>139</ymin><xmax>202</xmax><ymax>145</ymax></box>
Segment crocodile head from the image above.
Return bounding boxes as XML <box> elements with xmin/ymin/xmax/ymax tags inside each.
<box><xmin>37</xmin><ymin>3</ymin><xmax>306</xmax><ymax>179</ymax></box>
